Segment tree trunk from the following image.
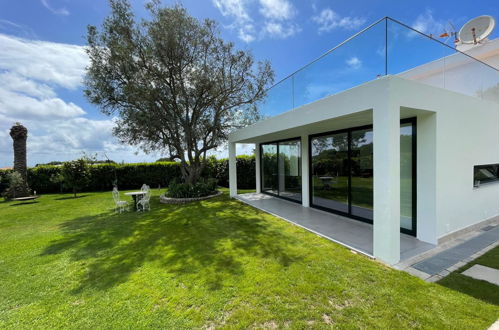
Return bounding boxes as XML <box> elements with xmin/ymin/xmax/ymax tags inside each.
<box><xmin>182</xmin><ymin>162</ymin><xmax>203</xmax><ymax>185</ymax></box>
<box><xmin>9</xmin><ymin>124</ymin><xmax>29</xmax><ymax>197</ymax></box>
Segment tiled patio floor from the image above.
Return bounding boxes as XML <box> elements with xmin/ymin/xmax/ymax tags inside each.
<box><xmin>236</xmin><ymin>193</ymin><xmax>435</xmax><ymax>262</ymax></box>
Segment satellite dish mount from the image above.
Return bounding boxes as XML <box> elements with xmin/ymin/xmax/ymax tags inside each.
<box><xmin>456</xmin><ymin>15</ymin><xmax>495</xmax><ymax>51</ymax></box>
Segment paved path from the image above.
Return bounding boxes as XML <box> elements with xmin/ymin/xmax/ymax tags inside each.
<box><xmin>462</xmin><ymin>264</ymin><xmax>499</xmax><ymax>285</ymax></box>
<box><xmin>411</xmin><ymin>225</ymin><xmax>499</xmax><ymax>275</ymax></box>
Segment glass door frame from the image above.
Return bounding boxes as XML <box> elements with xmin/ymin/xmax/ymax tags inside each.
<box><xmin>260</xmin><ymin>137</ymin><xmax>302</xmax><ymax>204</ymax></box>
<box><xmin>308</xmin><ymin>118</ymin><xmax>417</xmax><ymax>236</ymax></box>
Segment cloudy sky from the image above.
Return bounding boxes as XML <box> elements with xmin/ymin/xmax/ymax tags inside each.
<box><xmin>0</xmin><ymin>0</ymin><xmax>497</xmax><ymax>167</ymax></box>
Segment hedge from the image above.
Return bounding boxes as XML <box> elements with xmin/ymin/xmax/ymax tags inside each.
<box><xmin>0</xmin><ymin>156</ymin><xmax>256</xmax><ymax>194</ymax></box>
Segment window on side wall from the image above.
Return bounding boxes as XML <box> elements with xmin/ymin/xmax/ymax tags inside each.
<box><xmin>474</xmin><ymin>164</ymin><xmax>499</xmax><ymax>187</ymax></box>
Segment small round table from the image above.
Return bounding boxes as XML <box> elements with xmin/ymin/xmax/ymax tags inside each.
<box><xmin>124</xmin><ymin>191</ymin><xmax>146</xmax><ymax>211</ymax></box>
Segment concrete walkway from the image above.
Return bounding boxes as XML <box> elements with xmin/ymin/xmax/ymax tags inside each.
<box><xmin>462</xmin><ymin>264</ymin><xmax>499</xmax><ymax>286</ymax></box>
<box><xmin>397</xmin><ymin>224</ymin><xmax>499</xmax><ymax>282</ymax></box>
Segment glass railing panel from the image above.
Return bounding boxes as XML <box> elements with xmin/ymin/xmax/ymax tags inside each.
<box><xmin>388</xmin><ymin>18</ymin><xmax>499</xmax><ymax>102</ymax></box>
<box><xmin>257</xmin><ymin>76</ymin><xmax>294</xmax><ymax>118</ymax></box>
<box><xmin>251</xmin><ymin>17</ymin><xmax>499</xmax><ymax>125</ymax></box>
<box><xmin>387</xmin><ymin>18</ymin><xmax>455</xmax><ymax>90</ymax></box>
<box><xmin>443</xmin><ymin>52</ymin><xmax>486</xmax><ymax>99</ymax></box>
<box><xmin>293</xmin><ymin>19</ymin><xmax>386</xmax><ymax>109</ymax></box>
<box><xmin>478</xmin><ymin>62</ymin><xmax>499</xmax><ymax>103</ymax></box>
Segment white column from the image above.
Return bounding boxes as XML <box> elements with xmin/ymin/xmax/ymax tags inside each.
<box><xmin>373</xmin><ymin>104</ymin><xmax>400</xmax><ymax>264</ymax></box>
<box><xmin>301</xmin><ymin>134</ymin><xmax>310</xmax><ymax>207</ymax></box>
<box><xmin>255</xmin><ymin>143</ymin><xmax>261</xmax><ymax>193</ymax></box>
<box><xmin>229</xmin><ymin>142</ymin><xmax>237</xmax><ymax>197</ymax></box>
<box><xmin>416</xmin><ymin>113</ymin><xmax>437</xmax><ymax>244</ymax></box>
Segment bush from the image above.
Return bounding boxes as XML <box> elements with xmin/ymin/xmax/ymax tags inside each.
<box><xmin>209</xmin><ymin>155</ymin><xmax>255</xmax><ymax>189</ymax></box>
<box><xmin>166</xmin><ymin>178</ymin><xmax>218</xmax><ymax>198</ymax></box>
<box><xmin>3</xmin><ymin>172</ymin><xmax>27</xmax><ymax>199</ymax></box>
<box><xmin>0</xmin><ymin>156</ymin><xmax>255</xmax><ymax>194</ymax></box>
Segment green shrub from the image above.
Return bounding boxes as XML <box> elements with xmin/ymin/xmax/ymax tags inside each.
<box><xmin>3</xmin><ymin>172</ymin><xmax>26</xmax><ymax>199</ymax></box>
<box><xmin>166</xmin><ymin>178</ymin><xmax>218</xmax><ymax>198</ymax></box>
<box><xmin>211</xmin><ymin>155</ymin><xmax>255</xmax><ymax>189</ymax></box>
<box><xmin>0</xmin><ymin>156</ymin><xmax>255</xmax><ymax>194</ymax></box>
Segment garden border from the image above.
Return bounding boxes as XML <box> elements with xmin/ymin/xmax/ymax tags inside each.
<box><xmin>159</xmin><ymin>191</ymin><xmax>223</xmax><ymax>204</ymax></box>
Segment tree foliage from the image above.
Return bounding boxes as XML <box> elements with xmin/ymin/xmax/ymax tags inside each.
<box><xmin>84</xmin><ymin>0</ymin><xmax>274</xmax><ymax>184</ymax></box>
<box><xmin>61</xmin><ymin>159</ymin><xmax>91</xmax><ymax>197</ymax></box>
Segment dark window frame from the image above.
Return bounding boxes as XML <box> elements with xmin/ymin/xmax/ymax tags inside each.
<box><xmin>308</xmin><ymin>117</ymin><xmax>417</xmax><ymax>236</ymax></box>
<box><xmin>474</xmin><ymin>164</ymin><xmax>499</xmax><ymax>187</ymax></box>
<box><xmin>260</xmin><ymin>137</ymin><xmax>302</xmax><ymax>204</ymax></box>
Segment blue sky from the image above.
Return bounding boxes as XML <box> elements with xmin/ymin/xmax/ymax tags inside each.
<box><xmin>0</xmin><ymin>0</ymin><xmax>497</xmax><ymax>167</ymax></box>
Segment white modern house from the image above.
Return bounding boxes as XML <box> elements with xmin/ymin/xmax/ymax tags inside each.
<box><xmin>227</xmin><ymin>17</ymin><xmax>499</xmax><ymax>265</ymax></box>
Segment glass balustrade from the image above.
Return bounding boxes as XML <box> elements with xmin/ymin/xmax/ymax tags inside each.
<box><xmin>254</xmin><ymin>17</ymin><xmax>499</xmax><ymax>120</ymax></box>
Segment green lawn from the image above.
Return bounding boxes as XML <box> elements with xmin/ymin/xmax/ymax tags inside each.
<box><xmin>0</xmin><ymin>189</ymin><xmax>497</xmax><ymax>328</ymax></box>
<box><xmin>438</xmin><ymin>245</ymin><xmax>499</xmax><ymax>306</ymax></box>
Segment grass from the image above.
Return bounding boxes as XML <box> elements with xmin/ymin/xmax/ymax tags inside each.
<box><xmin>438</xmin><ymin>245</ymin><xmax>499</xmax><ymax>306</ymax></box>
<box><xmin>0</xmin><ymin>189</ymin><xmax>498</xmax><ymax>328</ymax></box>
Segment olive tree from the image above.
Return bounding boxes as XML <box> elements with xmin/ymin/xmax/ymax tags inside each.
<box><xmin>84</xmin><ymin>0</ymin><xmax>274</xmax><ymax>184</ymax></box>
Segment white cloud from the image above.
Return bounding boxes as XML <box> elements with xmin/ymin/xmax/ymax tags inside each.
<box><xmin>213</xmin><ymin>0</ymin><xmax>256</xmax><ymax>43</ymax></box>
<box><xmin>0</xmin><ymin>72</ymin><xmax>56</xmax><ymax>99</ymax></box>
<box><xmin>212</xmin><ymin>0</ymin><xmax>300</xmax><ymax>42</ymax></box>
<box><xmin>312</xmin><ymin>8</ymin><xmax>366</xmax><ymax>33</ymax></box>
<box><xmin>213</xmin><ymin>0</ymin><xmax>251</xmax><ymax>21</ymax></box>
<box><xmin>259</xmin><ymin>0</ymin><xmax>295</xmax><ymax>21</ymax></box>
<box><xmin>0</xmin><ymin>89</ymin><xmax>85</xmax><ymax>119</ymax></box>
<box><xmin>411</xmin><ymin>9</ymin><xmax>445</xmax><ymax>36</ymax></box>
<box><xmin>0</xmin><ymin>34</ymin><xmax>88</xmax><ymax>89</ymax></box>
<box><xmin>0</xmin><ymin>33</ymin><xmax>159</xmax><ymax>167</ymax></box>
<box><xmin>40</xmin><ymin>0</ymin><xmax>70</xmax><ymax>16</ymax></box>
<box><xmin>263</xmin><ymin>21</ymin><xmax>301</xmax><ymax>39</ymax></box>
<box><xmin>346</xmin><ymin>56</ymin><xmax>362</xmax><ymax>69</ymax></box>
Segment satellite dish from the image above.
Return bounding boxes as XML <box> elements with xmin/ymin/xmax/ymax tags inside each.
<box><xmin>458</xmin><ymin>15</ymin><xmax>495</xmax><ymax>45</ymax></box>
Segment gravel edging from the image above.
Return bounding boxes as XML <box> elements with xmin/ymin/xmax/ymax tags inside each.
<box><xmin>159</xmin><ymin>191</ymin><xmax>223</xmax><ymax>204</ymax></box>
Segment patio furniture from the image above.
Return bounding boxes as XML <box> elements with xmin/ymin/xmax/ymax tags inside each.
<box><xmin>124</xmin><ymin>191</ymin><xmax>146</xmax><ymax>211</ymax></box>
<box><xmin>137</xmin><ymin>187</ymin><xmax>151</xmax><ymax>211</ymax></box>
<box><xmin>112</xmin><ymin>188</ymin><xmax>129</xmax><ymax>213</ymax></box>
<box><xmin>319</xmin><ymin>176</ymin><xmax>337</xmax><ymax>189</ymax></box>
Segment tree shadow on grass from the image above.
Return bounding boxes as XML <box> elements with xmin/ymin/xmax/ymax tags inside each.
<box><xmin>54</xmin><ymin>195</ymin><xmax>89</xmax><ymax>201</ymax></box>
<box><xmin>10</xmin><ymin>201</ymin><xmax>39</xmax><ymax>206</ymax></box>
<box><xmin>41</xmin><ymin>194</ymin><xmax>303</xmax><ymax>293</ymax></box>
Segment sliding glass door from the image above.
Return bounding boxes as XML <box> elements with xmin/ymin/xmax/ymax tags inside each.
<box><xmin>350</xmin><ymin>128</ymin><xmax>374</xmax><ymax>220</ymax></box>
<box><xmin>261</xmin><ymin>138</ymin><xmax>302</xmax><ymax>203</ymax></box>
<box><xmin>262</xmin><ymin>143</ymin><xmax>278</xmax><ymax>194</ymax></box>
<box><xmin>310</xmin><ymin>119</ymin><xmax>416</xmax><ymax>235</ymax></box>
<box><xmin>310</xmin><ymin>132</ymin><xmax>349</xmax><ymax>213</ymax></box>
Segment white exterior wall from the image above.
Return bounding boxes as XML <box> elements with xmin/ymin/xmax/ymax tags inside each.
<box><xmin>373</xmin><ymin>101</ymin><xmax>401</xmax><ymax>264</ymax></box>
<box><xmin>229</xmin><ymin>74</ymin><xmax>499</xmax><ymax>260</ymax></box>
<box><xmin>229</xmin><ymin>142</ymin><xmax>237</xmax><ymax>197</ymax></box>
<box><xmin>392</xmin><ymin>77</ymin><xmax>499</xmax><ymax>239</ymax></box>
<box><xmin>435</xmin><ymin>98</ymin><xmax>499</xmax><ymax>238</ymax></box>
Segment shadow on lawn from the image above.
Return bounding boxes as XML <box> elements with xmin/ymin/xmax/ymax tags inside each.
<box><xmin>10</xmin><ymin>201</ymin><xmax>39</xmax><ymax>206</ymax></box>
<box><xmin>41</xmin><ymin>194</ymin><xmax>303</xmax><ymax>293</ymax></box>
<box><xmin>54</xmin><ymin>195</ymin><xmax>89</xmax><ymax>201</ymax></box>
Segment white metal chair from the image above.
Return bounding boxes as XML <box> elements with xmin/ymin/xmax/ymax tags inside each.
<box><xmin>112</xmin><ymin>187</ymin><xmax>129</xmax><ymax>213</ymax></box>
<box><xmin>137</xmin><ymin>186</ymin><xmax>151</xmax><ymax>211</ymax></box>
